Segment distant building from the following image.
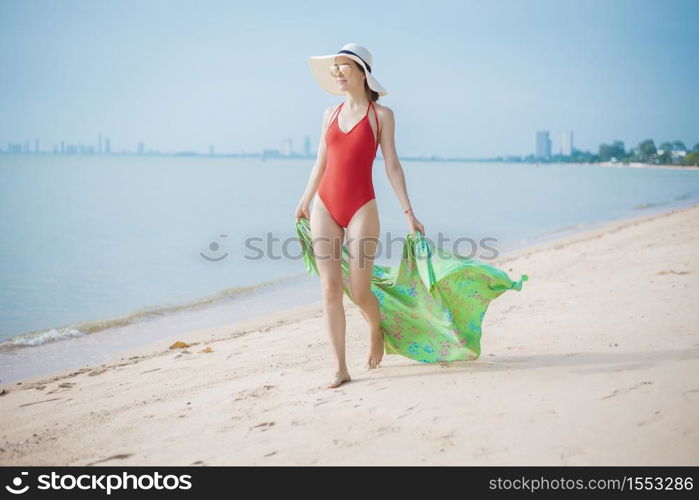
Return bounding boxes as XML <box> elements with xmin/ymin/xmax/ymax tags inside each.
<box><xmin>561</xmin><ymin>130</ymin><xmax>573</xmax><ymax>156</ymax></box>
<box><xmin>138</xmin><ymin>141</ymin><xmax>145</xmax><ymax>155</ymax></box>
<box><xmin>304</xmin><ymin>135</ymin><xmax>311</xmax><ymax>157</ymax></box>
<box><xmin>262</xmin><ymin>149</ymin><xmax>281</xmax><ymax>160</ymax></box>
<box><xmin>536</xmin><ymin>130</ymin><xmax>551</xmax><ymax>159</ymax></box>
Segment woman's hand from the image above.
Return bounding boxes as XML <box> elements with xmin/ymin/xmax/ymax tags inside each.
<box><xmin>407</xmin><ymin>213</ymin><xmax>425</xmax><ymax>234</ymax></box>
<box><xmin>295</xmin><ymin>200</ymin><xmax>311</xmax><ymax>222</ymax></box>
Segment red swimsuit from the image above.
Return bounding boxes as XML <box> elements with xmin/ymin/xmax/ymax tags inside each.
<box><xmin>317</xmin><ymin>100</ymin><xmax>380</xmax><ymax>228</ymax></box>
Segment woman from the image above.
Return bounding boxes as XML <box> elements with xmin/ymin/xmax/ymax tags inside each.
<box><xmin>295</xmin><ymin>43</ymin><xmax>423</xmax><ymax>388</ymax></box>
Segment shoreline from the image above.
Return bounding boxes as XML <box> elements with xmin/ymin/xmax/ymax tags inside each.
<box><xmin>595</xmin><ymin>161</ymin><xmax>699</xmax><ymax>171</ymax></box>
<box><xmin>1</xmin><ymin>203</ymin><xmax>698</xmax><ymax>465</ymax></box>
<box><xmin>4</xmin><ymin>154</ymin><xmax>697</xmax><ymax>170</ymax></box>
<box><xmin>2</xmin><ymin>201</ymin><xmax>698</xmax><ymax>390</ymax></box>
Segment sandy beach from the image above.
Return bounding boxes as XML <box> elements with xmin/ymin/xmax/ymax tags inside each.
<box><xmin>1</xmin><ymin>204</ymin><xmax>698</xmax><ymax>466</ymax></box>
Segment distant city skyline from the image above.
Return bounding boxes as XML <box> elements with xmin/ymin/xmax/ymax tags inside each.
<box><xmin>0</xmin><ymin>123</ymin><xmax>596</xmax><ymax>158</ymax></box>
<box><xmin>5</xmin><ymin>127</ymin><xmax>588</xmax><ymax>159</ymax></box>
<box><xmin>1</xmin><ymin>0</ymin><xmax>697</xmax><ymax>158</ymax></box>
<box><xmin>6</xmin><ymin>126</ymin><xmax>688</xmax><ymax>164</ymax></box>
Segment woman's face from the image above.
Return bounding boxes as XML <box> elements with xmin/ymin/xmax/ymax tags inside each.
<box><xmin>332</xmin><ymin>56</ymin><xmax>363</xmax><ymax>93</ymax></box>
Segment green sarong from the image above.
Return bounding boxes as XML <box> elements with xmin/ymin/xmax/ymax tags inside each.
<box><xmin>295</xmin><ymin>217</ymin><xmax>528</xmax><ymax>363</ymax></box>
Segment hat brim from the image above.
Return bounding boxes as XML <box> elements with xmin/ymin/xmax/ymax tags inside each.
<box><xmin>309</xmin><ymin>54</ymin><xmax>388</xmax><ymax>97</ymax></box>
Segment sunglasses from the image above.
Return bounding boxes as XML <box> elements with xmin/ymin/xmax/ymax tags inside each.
<box><xmin>329</xmin><ymin>63</ymin><xmax>353</xmax><ymax>78</ymax></box>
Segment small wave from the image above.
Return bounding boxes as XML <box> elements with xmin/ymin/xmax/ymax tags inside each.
<box><xmin>0</xmin><ymin>327</ymin><xmax>87</xmax><ymax>349</ymax></box>
<box><xmin>0</xmin><ymin>273</ymin><xmax>306</xmax><ymax>352</ymax></box>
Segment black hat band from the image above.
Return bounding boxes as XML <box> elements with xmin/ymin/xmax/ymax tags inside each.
<box><xmin>336</xmin><ymin>49</ymin><xmax>372</xmax><ymax>73</ymax></box>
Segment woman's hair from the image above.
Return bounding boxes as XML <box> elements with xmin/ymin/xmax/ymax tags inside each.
<box><xmin>354</xmin><ymin>60</ymin><xmax>379</xmax><ymax>102</ymax></box>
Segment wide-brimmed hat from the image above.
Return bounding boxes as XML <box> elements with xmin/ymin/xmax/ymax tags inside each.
<box><xmin>308</xmin><ymin>43</ymin><xmax>388</xmax><ymax>97</ymax></box>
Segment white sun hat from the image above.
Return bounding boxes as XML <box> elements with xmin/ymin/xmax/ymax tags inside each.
<box><xmin>308</xmin><ymin>43</ymin><xmax>388</xmax><ymax>97</ymax></box>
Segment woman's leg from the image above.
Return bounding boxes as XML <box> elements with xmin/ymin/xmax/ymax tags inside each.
<box><xmin>310</xmin><ymin>195</ymin><xmax>351</xmax><ymax>388</ymax></box>
<box><xmin>345</xmin><ymin>199</ymin><xmax>383</xmax><ymax>369</ymax></box>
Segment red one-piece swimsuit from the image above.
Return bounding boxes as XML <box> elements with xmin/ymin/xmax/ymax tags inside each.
<box><xmin>317</xmin><ymin>100</ymin><xmax>380</xmax><ymax>228</ymax></box>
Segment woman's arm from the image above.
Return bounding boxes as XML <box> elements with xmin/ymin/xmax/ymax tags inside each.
<box><xmin>295</xmin><ymin>107</ymin><xmax>333</xmax><ymax>221</ymax></box>
<box><xmin>379</xmin><ymin>106</ymin><xmax>425</xmax><ymax>234</ymax></box>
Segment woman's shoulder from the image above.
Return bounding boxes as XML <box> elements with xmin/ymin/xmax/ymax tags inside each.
<box><xmin>323</xmin><ymin>104</ymin><xmax>340</xmax><ymax>116</ymax></box>
<box><xmin>373</xmin><ymin>101</ymin><xmax>392</xmax><ymax>111</ymax></box>
<box><xmin>373</xmin><ymin>102</ymin><xmax>394</xmax><ymax>124</ymax></box>
<box><xmin>321</xmin><ymin>104</ymin><xmax>342</xmax><ymax>127</ymax></box>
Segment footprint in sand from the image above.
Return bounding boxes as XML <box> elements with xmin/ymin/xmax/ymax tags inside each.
<box><xmin>376</xmin><ymin>426</ymin><xmax>400</xmax><ymax>435</ymax></box>
<box><xmin>655</xmin><ymin>269</ymin><xmax>690</xmax><ymax>275</ymax></box>
<box><xmin>637</xmin><ymin>410</ymin><xmax>663</xmax><ymax>427</ymax></box>
<box><xmin>601</xmin><ymin>380</ymin><xmax>653</xmax><ymax>399</ymax></box>
<box><xmin>682</xmin><ymin>389</ymin><xmax>699</xmax><ymax>403</ymax></box>
<box><xmin>19</xmin><ymin>397</ymin><xmax>63</xmax><ymax>408</ymax></box>
<box><xmin>396</xmin><ymin>403</ymin><xmax>420</xmax><ymax>419</ymax></box>
<box><xmin>46</xmin><ymin>382</ymin><xmax>76</xmax><ymax>395</ymax></box>
<box><xmin>233</xmin><ymin>385</ymin><xmax>276</xmax><ymax>401</ymax></box>
<box><xmin>332</xmin><ymin>438</ymin><xmax>359</xmax><ymax>448</ymax></box>
<box><xmin>250</xmin><ymin>421</ymin><xmax>275</xmax><ymax>432</ymax></box>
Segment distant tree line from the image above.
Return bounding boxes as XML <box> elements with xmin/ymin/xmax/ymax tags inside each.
<box><xmin>544</xmin><ymin>139</ymin><xmax>699</xmax><ymax>166</ymax></box>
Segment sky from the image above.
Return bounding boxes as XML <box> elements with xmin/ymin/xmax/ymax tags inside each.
<box><xmin>1</xmin><ymin>0</ymin><xmax>697</xmax><ymax>158</ymax></box>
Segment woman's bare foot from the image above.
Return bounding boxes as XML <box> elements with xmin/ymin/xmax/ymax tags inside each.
<box><xmin>367</xmin><ymin>330</ymin><xmax>384</xmax><ymax>369</ymax></box>
<box><xmin>327</xmin><ymin>370</ymin><xmax>351</xmax><ymax>388</ymax></box>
